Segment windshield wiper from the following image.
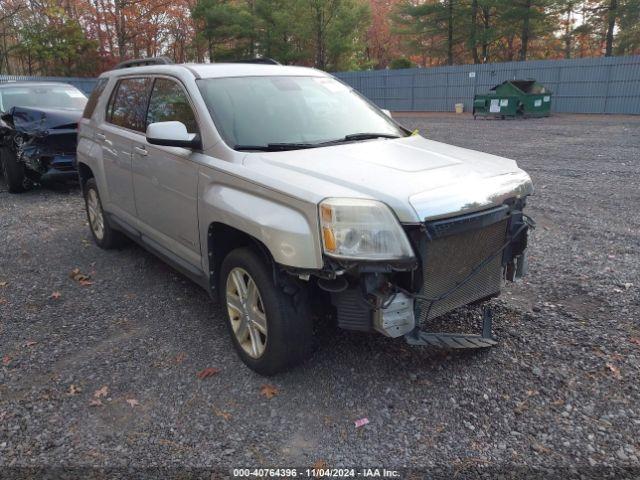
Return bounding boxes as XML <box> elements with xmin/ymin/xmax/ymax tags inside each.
<box><xmin>315</xmin><ymin>132</ymin><xmax>403</xmax><ymax>146</ymax></box>
<box><xmin>234</xmin><ymin>143</ymin><xmax>318</xmax><ymax>152</ymax></box>
<box><xmin>343</xmin><ymin>132</ymin><xmax>403</xmax><ymax>141</ymax></box>
<box><xmin>234</xmin><ymin>133</ymin><xmax>403</xmax><ymax>152</ymax></box>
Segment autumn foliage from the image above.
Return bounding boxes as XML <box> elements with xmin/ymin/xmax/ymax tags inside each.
<box><xmin>0</xmin><ymin>0</ymin><xmax>638</xmax><ymax>77</ymax></box>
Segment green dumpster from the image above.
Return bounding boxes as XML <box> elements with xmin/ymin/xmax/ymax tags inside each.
<box><xmin>473</xmin><ymin>80</ymin><xmax>552</xmax><ymax>119</ymax></box>
<box><xmin>472</xmin><ymin>94</ymin><xmax>519</xmax><ymax>119</ymax></box>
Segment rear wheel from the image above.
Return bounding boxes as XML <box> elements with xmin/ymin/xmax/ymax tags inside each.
<box><xmin>84</xmin><ymin>178</ymin><xmax>126</xmax><ymax>249</ymax></box>
<box><xmin>219</xmin><ymin>247</ymin><xmax>313</xmax><ymax>375</ymax></box>
<box><xmin>0</xmin><ymin>147</ymin><xmax>26</xmax><ymax>193</ymax></box>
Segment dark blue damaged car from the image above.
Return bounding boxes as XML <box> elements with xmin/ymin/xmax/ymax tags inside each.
<box><xmin>0</xmin><ymin>82</ymin><xmax>87</xmax><ymax>193</ymax></box>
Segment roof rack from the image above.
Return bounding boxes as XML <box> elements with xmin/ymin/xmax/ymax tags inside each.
<box><xmin>227</xmin><ymin>57</ymin><xmax>281</xmax><ymax>66</ymax></box>
<box><xmin>113</xmin><ymin>56</ymin><xmax>174</xmax><ymax>70</ymax></box>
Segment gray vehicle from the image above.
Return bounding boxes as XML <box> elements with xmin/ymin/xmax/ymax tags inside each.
<box><xmin>0</xmin><ymin>82</ymin><xmax>87</xmax><ymax>192</ymax></box>
<box><xmin>77</xmin><ymin>58</ymin><xmax>534</xmax><ymax>375</ymax></box>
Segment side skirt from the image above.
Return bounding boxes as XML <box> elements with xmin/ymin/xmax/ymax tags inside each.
<box><xmin>107</xmin><ymin>213</ymin><xmax>210</xmax><ymax>293</ymax></box>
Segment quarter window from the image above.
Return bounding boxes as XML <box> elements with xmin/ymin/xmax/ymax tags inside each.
<box><xmin>107</xmin><ymin>78</ymin><xmax>152</xmax><ymax>132</ymax></box>
<box><xmin>146</xmin><ymin>78</ymin><xmax>198</xmax><ymax>134</ymax></box>
<box><xmin>82</xmin><ymin>78</ymin><xmax>108</xmax><ymax>119</ymax></box>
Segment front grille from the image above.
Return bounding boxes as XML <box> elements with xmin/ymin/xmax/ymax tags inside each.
<box><xmin>417</xmin><ymin>216</ymin><xmax>508</xmax><ymax>323</ymax></box>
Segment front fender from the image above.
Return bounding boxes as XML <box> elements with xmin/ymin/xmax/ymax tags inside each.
<box><xmin>198</xmin><ymin>173</ymin><xmax>323</xmax><ymax>271</ymax></box>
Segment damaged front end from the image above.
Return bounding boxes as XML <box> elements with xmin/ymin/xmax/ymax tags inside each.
<box><xmin>0</xmin><ymin>106</ymin><xmax>81</xmax><ymax>185</ymax></box>
<box><xmin>318</xmin><ymin>197</ymin><xmax>534</xmax><ymax>348</ymax></box>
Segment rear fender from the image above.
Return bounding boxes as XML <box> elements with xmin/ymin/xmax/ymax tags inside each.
<box><xmin>76</xmin><ymin>130</ymin><xmax>108</xmax><ymax>200</ymax></box>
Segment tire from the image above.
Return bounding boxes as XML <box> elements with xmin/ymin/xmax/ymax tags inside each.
<box><xmin>83</xmin><ymin>178</ymin><xmax>127</xmax><ymax>249</ymax></box>
<box><xmin>0</xmin><ymin>147</ymin><xmax>26</xmax><ymax>193</ymax></box>
<box><xmin>219</xmin><ymin>247</ymin><xmax>313</xmax><ymax>375</ymax></box>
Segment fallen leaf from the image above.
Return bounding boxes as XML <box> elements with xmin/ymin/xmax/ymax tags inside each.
<box><xmin>69</xmin><ymin>268</ymin><xmax>82</xmax><ymax>279</ymax></box>
<box><xmin>606</xmin><ymin>363</ymin><xmax>622</xmax><ymax>379</ymax></box>
<box><xmin>68</xmin><ymin>384</ymin><xmax>82</xmax><ymax>395</ymax></box>
<box><xmin>175</xmin><ymin>352</ymin><xmax>187</xmax><ymax>364</ymax></box>
<box><xmin>0</xmin><ymin>298</ymin><xmax>7</xmax><ymax>305</ymax></box>
<box><xmin>213</xmin><ymin>408</ymin><xmax>232</xmax><ymax>420</ymax></box>
<box><xmin>630</xmin><ymin>337</ymin><xmax>640</xmax><ymax>347</ymax></box>
<box><xmin>93</xmin><ymin>386</ymin><xmax>108</xmax><ymax>398</ymax></box>
<box><xmin>532</xmin><ymin>443</ymin><xmax>550</xmax><ymax>454</ymax></box>
<box><xmin>312</xmin><ymin>459</ymin><xmax>328</xmax><ymax>470</ymax></box>
<box><xmin>514</xmin><ymin>401</ymin><xmax>528</xmax><ymax>414</ymax></box>
<box><xmin>2</xmin><ymin>355</ymin><xmax>11</xmax><ymax>366</ymax></box>
<box><xmin>0</xmin><ymin>281</ymin><xmax>7</xmax><ymax>287</ymax></box>
<box><xmin>259</xmin><ymin>384</ymin><xmax>279</xmax><ymax>399</ymax></box>
<box><xmin>69</xmin><ymin>268</ymin><xmax>92</xmax><ymax>286</ymax></box>
<box><xmin>124</xmin><ymin>293</ymin><xmax>136</xmax><ymax>300</ymax></box>
<box><xmin>354</xmin><ymin>417</ymin><xmax>370</xmax><ymax>428</ymax></box>
<box><xmin>126</xmin><ymin>398</ymin><xmax>139</xmax><ymax>407</ymax></box>
<box><xmin>50</xmin><ymin>291</ymin><xmax>62</xmax><ymax>300</ymax></box>
<box><xmin>23</xmin><ymin>340</ymin><xmax>38</xmax><ymax>347</ymax></box>
<box><xmin>89</xmin><ymin>398</ymin><xmax>103</xmax><ymax>407</ymax></box>
<box><xmin>196</xmin><ymin>367</ymin><xmax>220</xmax><ymax>380</ymax></box>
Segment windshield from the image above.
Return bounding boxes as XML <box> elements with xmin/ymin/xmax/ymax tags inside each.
<box><xmin>0</xmin><ymin>85</ymin><xmax>87</xmax><ymax>112</ymax></box>
<box><xmin>197</xmin><ymin>76</ymin><xmax>405</xmax><ymax>149</ymax></box>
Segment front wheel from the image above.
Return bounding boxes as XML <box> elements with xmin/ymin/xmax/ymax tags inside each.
<box><xmin>0</xmin><ymin>147</ymin><xmax>27</xmax><ymax>193</ymax></box>
<box><xmin>219</xmin><ymin>248</ymin><xmax>313</xmax><ymax>375</ymax></box>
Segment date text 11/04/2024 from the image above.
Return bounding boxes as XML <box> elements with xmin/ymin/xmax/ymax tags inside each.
<box><xmin>232</xmin><ymin>468</ymin><xmax>401</xmax><ymax>477</ymax></box>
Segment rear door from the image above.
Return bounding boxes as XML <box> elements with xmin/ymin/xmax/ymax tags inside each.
<box><xmin>100</xmin><ymin>77</ymin><xmax>152</xmax><ymax>221</ymax></box>
<box><xmin>131</xmin><ymin>76</ymin><xmax>201</xmax><ymax>267</ymax></box>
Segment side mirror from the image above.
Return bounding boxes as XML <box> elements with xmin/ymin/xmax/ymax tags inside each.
<box><xmin>381</xmin><ymin>109</ymin><xmax>392</xmax><ymax>118</ymax></box>
<box><xmin>146</xmin><ymin>121</ymin><xmax>201</xmax><ymax>149</ymax></box>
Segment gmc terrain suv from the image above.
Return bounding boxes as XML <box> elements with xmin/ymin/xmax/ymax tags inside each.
<box><xmin>77</xmin><ymin>58</ymin><xmax>534</xmax><ymax>375</ymax></box>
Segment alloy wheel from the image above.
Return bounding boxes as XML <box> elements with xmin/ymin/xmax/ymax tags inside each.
<box><xmin>225</xmin><ymin>267</ymin><xmax>268</xmax><ymax>358</ymax></box>
<box><xmin>87</xmin><ymin>188</ymin><xmax>105</xmax><ymax>240</ymax></box>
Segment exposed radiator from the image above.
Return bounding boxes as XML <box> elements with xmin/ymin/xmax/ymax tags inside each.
<box><xmin>417</xmin><ymin>215</ymin><xmax>508</xmax><ymax>323</ymax></box>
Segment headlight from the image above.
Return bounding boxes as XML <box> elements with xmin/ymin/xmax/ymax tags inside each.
<box><xmin>319</xmin><ymin>198</ymin><xmax>414</xmax><ymax>260</ymax></box>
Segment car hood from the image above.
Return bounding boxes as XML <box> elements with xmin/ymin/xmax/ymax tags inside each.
<box><xmin>1</xmin><ymin>106</ymin><xmax>81</xmax><ymax>134</ymax></box>
<box><xmin>242</xmin><ymin>135</ymin><xmax>533</xmax><ymax>222</ymax></box>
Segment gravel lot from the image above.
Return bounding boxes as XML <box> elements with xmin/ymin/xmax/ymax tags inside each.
<box><xmin>1</xmin><ymin>114</ymin><xmax>639</xmax><ymax>478</ymax></box>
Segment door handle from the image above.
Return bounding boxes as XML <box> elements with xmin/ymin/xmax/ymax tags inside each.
<box><xmin>96</xmin><ymin>132</ymin><xmax>112</xmax><ymax>146</ymax></box>
<box><xmin>134</xmin><ymin>146</ymin><xmax>148</xmax><ymax>156</ymax></box>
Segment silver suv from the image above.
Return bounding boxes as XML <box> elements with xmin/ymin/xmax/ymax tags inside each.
<box><xmin>78</xmin><ymin>58</ymin><xmax>534</xmax><ymax>375</ymax></box>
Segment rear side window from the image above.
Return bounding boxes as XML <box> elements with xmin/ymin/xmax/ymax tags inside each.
<box><xmin>106</xmin><ymin>78</ymin><xmax>152</xmax><ymax>132</ymax></box>
<box><xmin>146</xmin><ymin>78</ymin><xmax>199</xmax><ymax>134</ymax></box>
<box><xmin>82</xmin><ymin>78</ymin><xmax>108</xmax><ymax>119</ymax></box>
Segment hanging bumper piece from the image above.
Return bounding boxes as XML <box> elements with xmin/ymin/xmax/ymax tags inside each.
<box><xmin>404</xmin><ymin>307</ymin><xmax>498</xmax><ymax>349</ymax></box>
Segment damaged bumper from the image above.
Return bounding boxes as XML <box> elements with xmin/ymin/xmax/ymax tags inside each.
<box><xmin>324</xmin><ymin>199</ymin><xmax>533</xmax><ymax>344</ymax></box>
<box><xmin>40</xmin><ymin>154</ymin><xmax>77</xmax><ymax>182</ymax></box>
<box><xmin>1</xmin><ymin>106</ymin><xmax>80</xmax><ymax>183</ymax></box>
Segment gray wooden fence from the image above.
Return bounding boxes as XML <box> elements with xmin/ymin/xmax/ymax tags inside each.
<box><xmin>0</xmin><ymin>75</ymin><xmax>98</xmax><ymax>95</ymax></box>
<box><xmin>2</xmin><ymin>55</ymin><xmax>639</xmax><ymax>114</ymax></box>
<box><xmin>334</xmin><ymin>55</ymin><xmax>640</xmax><ymax>114</ymax></box>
